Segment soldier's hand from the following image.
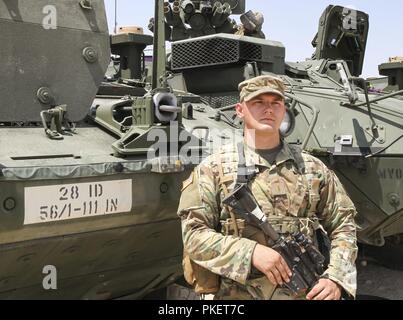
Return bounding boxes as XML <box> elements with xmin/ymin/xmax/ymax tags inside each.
<box><xmin>252</xmin><ymin>244</ymin><xmax>292</xmax><ymax>286</ymax></box>
<box><xmin>306</xmin><ymin>278</ymin><xmax>342</xmax><ymax>300</ymax></box>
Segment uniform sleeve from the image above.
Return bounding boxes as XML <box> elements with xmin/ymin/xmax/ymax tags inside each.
<box><xmin>317</xmin><ymin>167</ymin><xmax>358</xmax><ymax>298</ymax></box>
<box><xmin>177</xmin><ymin>161</ymin><xmax>257</xmax><ymax>285</ymax></box>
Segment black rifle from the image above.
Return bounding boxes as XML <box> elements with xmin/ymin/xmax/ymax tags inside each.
<box><xmin>222</xmin><ymin>183</ymin><xmax>326</xmax><ymax>294</ymax></box>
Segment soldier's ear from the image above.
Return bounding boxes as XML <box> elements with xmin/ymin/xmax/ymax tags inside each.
<box><xmin>235</xmin><ymin>103</ymin><xmax>245</xmax><ymax>119</ymax></box>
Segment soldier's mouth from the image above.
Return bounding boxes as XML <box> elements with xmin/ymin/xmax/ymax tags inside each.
<box><xmin>260</xmin><ymin>118</ymin><xmax>275</xmax><ymax>123</ymax></box>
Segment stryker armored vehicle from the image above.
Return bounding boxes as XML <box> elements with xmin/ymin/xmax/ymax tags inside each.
<box><xmin>174</xmin><ymin>4</ymin><xmax>402</xmax><ymax>300</ymax></box>
<box><xmin>2</xmin><ymin>0</ymin><xmax>402</xmax><ymax>300</ymax></box>
<box><xmin>104</xmin><ymin>1</ymin><xmax>403</xmax><ymax>299</ymax></box>
<box><xmin>366</xmin><ymin>57</ymin><xmax>403</xmax><ymax>96</ymax></box>
<box><xmin>378</xmin><ymin>56</ymin><xmax>403</xmax><ymax>92</ymax></box>
<box><xmin>0</xmin><ymin>0</ymin><xmax>205</xmax><ymax>299</ymax></box>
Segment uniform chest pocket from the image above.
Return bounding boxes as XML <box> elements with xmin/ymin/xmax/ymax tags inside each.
<box><xmin>308</xmin><ymin>178</ymin><xmax>321</xmax><ymax>214</ymax></box>
<box><xmin>270</xmin><ymin>178</ymin><xmax>290</xmax><ymax>216</ymax></box>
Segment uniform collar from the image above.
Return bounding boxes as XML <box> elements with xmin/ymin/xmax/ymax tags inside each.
<box><xmin>243</xmin><ymin>140</ymin><xmax>299</xmax><ymax>170</ymax></box>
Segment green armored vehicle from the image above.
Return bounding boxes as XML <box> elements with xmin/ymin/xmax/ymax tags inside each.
<box><xmin>0</xmin><ymin>0</ymin><xmax>206</xmax><ymax>299</ymax></box>
<box><xmin>3</xmin><ymin>0</ymin><xmax>402</xmax><ymax>300</ymax></box>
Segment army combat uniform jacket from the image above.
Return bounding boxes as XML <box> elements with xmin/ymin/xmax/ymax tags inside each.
<box><xmin>178</xmin><ymin>142</ymin><xmax>358</xmax><ymax>300</ymax></box>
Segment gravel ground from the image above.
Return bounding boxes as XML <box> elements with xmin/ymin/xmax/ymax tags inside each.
<box><xmin>358</xmin><ymin>260</ymin><xmax>403</xmax><ymax>300</ymax></box>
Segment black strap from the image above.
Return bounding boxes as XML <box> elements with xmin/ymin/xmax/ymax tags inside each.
<box><xmin>288</xmin><ymin>144</ymin><xmax>306</xmax><ymax>174</ymax></box>
<box><xmin>236</xmin><ymin>142</ymin><xmax>258</xmax><ymax>185</ymax></box>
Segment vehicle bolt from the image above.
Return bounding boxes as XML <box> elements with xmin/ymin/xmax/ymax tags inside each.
<box><xmin>113</xmin><ymin>162</ymin><xmax>124</xmax><ymax>173</ymax></box>
<box><xmin>388</xmin><ymin>193</ymin><xmax>400</xmax><ymax>206</ymax></box>
<box><xmin>37</xmin><ymin>87</ymin><xmax>54</xmax><ymax>104</ymax></box>
<box><xmin>83</xmin><ymin>47</ymin><xmax>98</xmax><ymax>63</ymax></box>
<box><xmin>160</xmin><ymin>183</ymin><xmax>169</xmax><ymax>194</ymax></box>
<box><xmin>3</xmin><ymin>197</ymin><xmax>16</xmax><ymax>211</ymax></box>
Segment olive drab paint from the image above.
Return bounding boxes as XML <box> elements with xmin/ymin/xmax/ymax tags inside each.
<box><xmin>0</xmin><ymin>0</ymin><xmax>193</xmax><ymax>299</ymax></box>
<box><xmin>0</xmin><ymin>0</ymin><xmax>402</xmax><ymax>300</ymax></box>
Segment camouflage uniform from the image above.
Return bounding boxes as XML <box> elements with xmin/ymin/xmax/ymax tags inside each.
<box><xmin>178</xmin><ymin>142</ymin><xmax>358</xmax><ymax>300</ymax></box>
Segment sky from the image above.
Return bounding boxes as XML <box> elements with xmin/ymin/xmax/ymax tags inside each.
<box><xmin>104</xmin><ymin>0</ymin><xmax>403</xmax><ymax>77</ymax></box>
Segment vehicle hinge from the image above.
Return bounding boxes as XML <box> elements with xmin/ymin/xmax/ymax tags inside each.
<box><xmin>80</xmin><ymin>0</ymin><xmax>93</xmax><ymax>10</ymax></box>
<box><xmin>40</xmin><ymin>105</ymin><xmax>76</xmax><ymax>140</ymax></box>
<box><xmin>365</xmin><ymin>125</ymin><xmax>386</xmax><ymax>145</ymax></box>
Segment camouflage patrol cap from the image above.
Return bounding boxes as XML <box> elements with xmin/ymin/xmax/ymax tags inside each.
<box><xmin>239</xmin><ymin>75</ymin><xmax>285</xmax><ymax>102</ymax></box>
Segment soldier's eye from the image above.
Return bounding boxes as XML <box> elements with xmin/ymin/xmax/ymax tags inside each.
<box><xmin>252</xmin><ymin>101</ymin><xmax>264</xmax><ymax>108</ymax></box>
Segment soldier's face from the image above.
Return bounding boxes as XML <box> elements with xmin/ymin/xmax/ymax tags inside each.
<box><xmin>236</xmin><ymin>93</ymin><xmax>286</xmax><ymax>134</ymax></box>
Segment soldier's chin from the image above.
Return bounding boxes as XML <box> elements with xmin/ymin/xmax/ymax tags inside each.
<box><xmin>256</xmin><ymin>124</ymin><xmax>276</xmax><ymax>133</ymax></box>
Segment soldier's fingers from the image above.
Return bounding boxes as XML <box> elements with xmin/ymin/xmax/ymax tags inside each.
<box><xmin>276</xmin><ymin>261</ymin><xmax>291</xmax><ymax>283</ymax></box>
<box><xmin>324</xmin><ymin>294</ymin><xmax>336</xmax><ymax>301</ymax></box>
<box><xmin>279</xmin><ymin>258</ymin><xmax>292</xmax><ymax>278</ymax></box>
<box><xmin>265</xmin><ymin>272</ymin><xmax>278</xmax><ymax>286</ymax></box>
<box><xmin>271</xmin><ymin>268</ymin><xmax>283</xmax><ymax>286</ymax></box>
<box><xmin>329</xmin><ymin>287</ymin><xmax>342</xmax><ymax>300</ymax></box>
<box><xmin>306</xmin><ymin>282</ymin><xmax>326</xmax><ymax>300</ymax></box>
<box><xmin>313</xmin><ymin>288</ymin><xmax>332</xmax><ymax>301</ymax></box>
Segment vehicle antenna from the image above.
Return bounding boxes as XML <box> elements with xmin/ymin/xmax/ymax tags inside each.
<box><xmin>114</xmin><ymin>0</ymin><xmax>118</xmax><ymax>34</ymax></box>
<box><xmin>152</xmin><ymin>0</ymin><xmax>167</xmax><ymax>90</ymax></box>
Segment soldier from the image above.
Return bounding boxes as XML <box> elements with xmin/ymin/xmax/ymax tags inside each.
<box><xmin>235</xmin><ymin>10</ymin><xmax>266</xmax><ymax>39</ymax></box>
<box><xmin>178</xmin><ymin>75</ymin><xmax>357</xmax><ymax>300</ymax></box>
